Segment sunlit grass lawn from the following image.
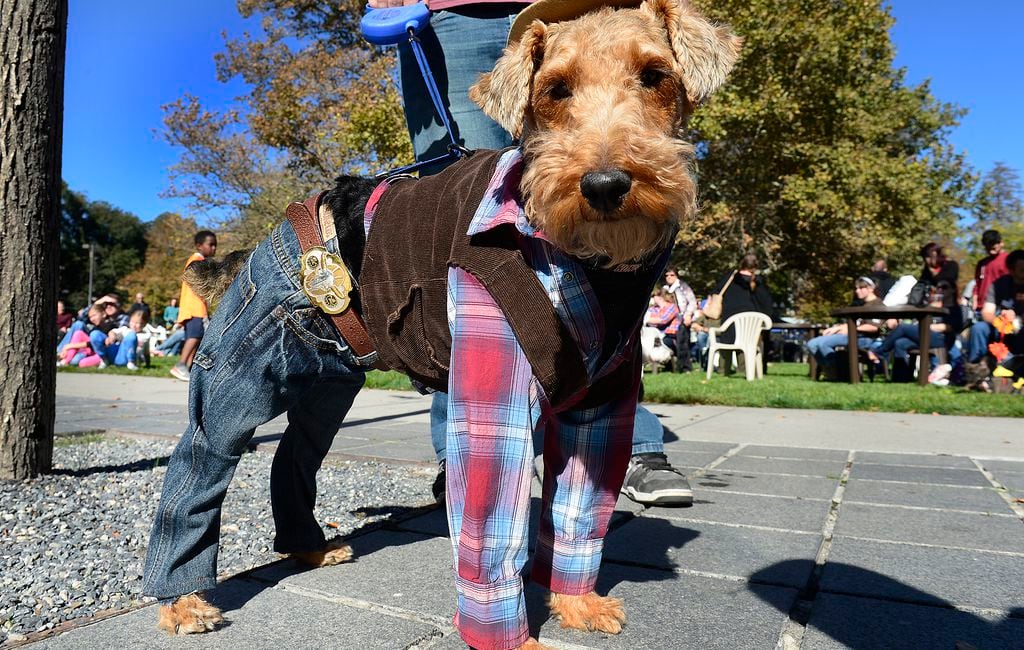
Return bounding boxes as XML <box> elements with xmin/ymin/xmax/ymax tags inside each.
<box><xmin>61</xmin><ymin>358</ymin><xmax>1023</xmax><ymax>418</ymax></box>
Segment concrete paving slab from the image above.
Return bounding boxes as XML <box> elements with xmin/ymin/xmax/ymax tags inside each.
<box><xmin>714</xmin><ymin>456</ymin><xmax>846</xmax><ymax>478</ymax></box>
<box><xmin>833</xmin><ymin>502</ymin><xmax>1024</xmax><ymax>552</ymax></box>
<box><xmin>331</xmin><ymin>441</ymin><xmax>436</xmax><ymax>463</ymax></box>
<box><xmin>34</xmin><ymin>577</ymin><xmax>439</xmax><ymax>649</ymax></box>
<box><xmin>604</xmin><ymin>516</ymin><xmax>820</xmax><ymax>588</ymax></box>
<box><xmin>991</xmin><ymin>470</ymin><xmax>1024</xmax><ymax>493</ymax></box>
<box><xmin>250</xmin><ymin>531</ymin><xmax>459</xmax><ymax>620</ymax></box>
<box><xmin>977</xmin><ymin>459</ymin><xmax>1024</xmax><ymax>473</ymax></box>
<box><xmin>659</xmin><ymin>439</ymin><xmax>736</xmax><ymax>456</ymax></box>
<box><xmin>802</xmin><ymin>592</ymin><xmax>1024</xmax><ymax>650</ymax></box>
<box><xmin>739</xmin><ymin>445</ymin><xmax>850</xmax><ymax>461</ymax></box>
<box><xmin>663</xmin><ymin>450</ymin><xmax>725</xmax><ymax>469</ymax></box>
<box><xmin>822</xmin><ymin>537</ymin><xmax>1024</xmax><ymax>611</ymax></box>
<box><xmin>536</xmin><ymin>563</ymin><xmax>797</xmax><ymax>650</ymax></box>
<box><xmin>848</xmin><ymin>464</ymin><xmax>992</xmax><ymax>487</ymax></box>
<box><xmin>660</xmin><ymin>489</ymin><xmax>830</xmax><ymax>533</ymax></box>
<box><xmin>693</xmin><ymin>470</ymin><xmax>839</xmax><ymax>500</ymax></box>
<box><xmin>854</xmin><ymin>451</ymin><xmax>976</xmax><ymax>469</ymax></box>
<box><xmin>841</xmin><ymin>479</ymin><xmax>1011</xmax><ymax>513</ymax></box>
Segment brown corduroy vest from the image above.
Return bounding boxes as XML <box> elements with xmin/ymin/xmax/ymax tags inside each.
<box><xmin>360</xmin><ymin>149</ymin><xmax>662</xmax><ymax>409</ymax></box>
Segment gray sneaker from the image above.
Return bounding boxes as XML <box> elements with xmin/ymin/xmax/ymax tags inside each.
<box><xmin>170</xmin><ymin>362</ymin><xmax>190</xmax><ymax>382</ymax></box>
<box><xmin>621</xmin><ymin>453</ymin><xmax>693</xmax><ymax>506</ymax></box>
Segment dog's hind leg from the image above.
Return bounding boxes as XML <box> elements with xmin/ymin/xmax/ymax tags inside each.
<box><xmin>156</xmin><ymin>593</ymin><xmax>224</xmax><ymax>635</ymax></box>
<box><xmin>547</xmin><ymin>591</ymin><xmax>626</xmax><ymax>634</ymax></box>
<box><xmin>289</xmin><ymin>537</ymin><xmax>353</xmax><ymax>567</ymax></box>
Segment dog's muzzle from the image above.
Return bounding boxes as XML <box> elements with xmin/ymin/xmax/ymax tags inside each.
<box><xmin>580</xmin><ymin>169</ymin><xmax>632</xmax><ymax>213</ymax></box>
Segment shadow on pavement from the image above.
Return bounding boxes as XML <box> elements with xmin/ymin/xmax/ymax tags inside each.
<box><xmin>749</xmin><ymin>560</ymin><xmax>1024</xmax><ymax>649</ymax></box>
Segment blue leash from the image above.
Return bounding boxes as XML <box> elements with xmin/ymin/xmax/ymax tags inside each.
<box><xmin>361</xmin><ymin>5</ymin><xmax>470</xmax><ymax>177</ymax></box>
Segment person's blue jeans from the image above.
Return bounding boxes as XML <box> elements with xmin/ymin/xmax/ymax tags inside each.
<box><xmin>142</xmin><ymin>221</ymin><xmax>373</xmax><ymax>599</ymax></box>
<box><xmin>57</xmin><ymin>320</ymin><xmax>84</xmax><ymax>354</ymax></box>
<box><xmin>806</xmin><ymin>333</ymin><xmax>877</xmax><ymax>367</ymax></box>
<box><xmin>104</xmin><ymin>331</ymin><xmax>138</xmax><ymax>366</ymax></box>
<box><xmin>397</xmin><ymin>5</ymin><xmax>517</xmax><ymax>176</ymax></box>
<box><xmin>875</xmin><ymin>323</ymin><xmax>945</xmax><ymax>366</ymax></box>
<box><xmin>967</xmin><ymin>321</ymin><xmax>996</xmax><ymax>363</ymax></box>
<box><xmin>157</xmin><ymin>327</ymin><xmax>186</xmax><ymax>355</ymax></box>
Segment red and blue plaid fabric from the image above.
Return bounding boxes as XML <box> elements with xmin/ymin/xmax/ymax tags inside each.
<box><xmin>445</xmin><ymin>149</ymin><xmax>643</xmax><ymax>649</ymax></box>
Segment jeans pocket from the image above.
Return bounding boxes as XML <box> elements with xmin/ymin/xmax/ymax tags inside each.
<box><xmin>276</xmin><ymin>305</ymin><xmax>352</xmax><ymax>356</ymax></box>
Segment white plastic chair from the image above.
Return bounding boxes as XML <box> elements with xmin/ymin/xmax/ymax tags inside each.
<box><xmin>706</xmin><ymin>312</ymin><xmax>773</xmax><ymax>381</ymax></box>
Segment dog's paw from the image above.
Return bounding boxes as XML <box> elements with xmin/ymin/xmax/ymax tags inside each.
<box><xmin>290</xmin><ymin>537</ymin><xmax>354</xmax><ymax>568</ymax></box>
<box><xmin>548</xmin><ymin>591</ymin><xmax>626</xmax><ymax>634</ymax></box>
<box><xmin>515</xmin><ymin>638</ymin><xmax>555</xmax><ymax>650</ymax></box>
<box><xmin>156</xmin><ymin>593</ymin><xmax>224</xmax><ymax>635</ymax></box>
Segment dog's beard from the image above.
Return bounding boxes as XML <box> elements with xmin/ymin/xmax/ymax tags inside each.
<box><xmin>521</xmin><ymin>129</ymin><xmax>697</xmax><ymax>266</ymax></box>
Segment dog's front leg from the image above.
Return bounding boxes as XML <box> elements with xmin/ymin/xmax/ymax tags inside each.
<box><xmin>445</xmin><ymin>270</ymin><xmax>541</xmax><ymax>650</ymax></box>
<box><xmin>531</xmin><ymin>374</ymin><xmax>641</xmax><ymax>636</ymax></box>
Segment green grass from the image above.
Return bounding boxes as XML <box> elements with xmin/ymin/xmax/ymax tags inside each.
<box><xmin>62</xmin><ymin>358</ymin><xmax>1024</xmax><ymax>419</ymax></box>
<box><xmin>642</xmin><ymin>362</ymin><xmax>1024</xmax><ymax>418</ymax></box>
<box><xmin>54</xmin><ymin>432</ymin><xmax>106</xmax><ymax>446</ymax></box>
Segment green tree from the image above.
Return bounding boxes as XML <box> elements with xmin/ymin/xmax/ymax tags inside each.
<box><xmin>162</xmin><ymin>0</ymin><xmax>412</xmax><ymax>248</ymax></box>
<box><xmin>59</xmin><ymin>183</ymin><xmax>148</xmax><ymax>308</ymax></box>
<box><xmin>685</xmin><ymin>0</ymin><xmax>975</xmax><ymax>315</ymax></box>
<box><xmin>966</xmin><ymin>162</ymin><xmax>1024</xmax><ymax>255</ymax></box>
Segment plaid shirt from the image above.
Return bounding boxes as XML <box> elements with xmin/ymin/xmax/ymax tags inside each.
<box><xmin>442</xmin><ymin>149</ymin><xmax>658</xmax><ymax>649</ymax></box>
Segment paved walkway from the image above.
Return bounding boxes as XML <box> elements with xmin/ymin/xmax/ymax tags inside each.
<box><xmin>28</xmin><ymin>375</ymin><xmax>1024</xmax><ymax>648</ymax></box>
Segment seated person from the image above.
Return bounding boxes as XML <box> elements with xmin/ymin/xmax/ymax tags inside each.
<box><xmin>806</xmin><ymin>277</ymin><xmax>883</xmax><ymax>373</ymax></box>
<box><xmin>644</xmin><ymin>289</ymin><xmax>680</xmax><ymax>352</ymax></box>
<box><xmin>58</xmin><ymin>304</ymin><xmax>107</xmax><ymax>368</ymax></box>
<box><xmin>153</xmin><ymin>324</ymin><xmax>186</xmax><ymax>357</ymax></box>
<box><xmin>868</xmin><ymin>279</ymin><xmax>962</xmax><ymax>372</ymax></box>
<box><xmin>966</xmin><ymin>249</ymin><xmax>1024</xmax><ymax>386</ymax></box>
<box><xmin>98</xmin><ymin>309</ymin><xmax>148</xmax><ymax>370</ymax></box>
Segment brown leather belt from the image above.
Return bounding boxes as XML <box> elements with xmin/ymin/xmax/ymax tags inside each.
<box><xmin>285</xmin><ymin>192</ymin><xmax>387</xmax><ymax>371</ymax></box>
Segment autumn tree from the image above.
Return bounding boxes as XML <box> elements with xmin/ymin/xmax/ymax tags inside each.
<box><xmin>120</xmin><ymin>212</ymin><xmax>200</xmax><ymax>311</ymax></box>
<box><xmin>163</xmin><ymin>0</ymin><xmax>411</xmax><ymax>248</ymax></box>
<box><xmin>686</xmin><ymin>0</ymin><xmax>975</xmax><ymax>315</ymax></box>
<box><xmin>1</xmin><ymin>0</ymin><xmax>67</xmax><ymax>479</ymax></box>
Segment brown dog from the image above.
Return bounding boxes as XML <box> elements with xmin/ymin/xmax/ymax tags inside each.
<box><xmin>150</xmin><ymin>1</ymin><xmax>739</xmax><ymax>647</ymax></box>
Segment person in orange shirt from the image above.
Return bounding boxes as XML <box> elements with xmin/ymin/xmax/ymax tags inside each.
<box><xmin>170</xmin><ymin>230</ymin><xmax>217</xmax><ymax>381</ymax></box>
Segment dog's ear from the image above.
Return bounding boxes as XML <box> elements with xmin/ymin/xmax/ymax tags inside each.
<box><xmin>469</xmin><ymin>21</ymin><xmax>547</xmax><ymax>139</ymax></box>
<box><xmin>643</xmin><ymin>0</ymin><xmax>742</xmax><ymax>105</ymax></box>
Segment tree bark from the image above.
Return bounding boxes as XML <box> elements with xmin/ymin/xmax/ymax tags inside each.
<box><xmin>0</xmin><ymin>0</ymin><xmax>67</xmax><ymax>479</ymax></box>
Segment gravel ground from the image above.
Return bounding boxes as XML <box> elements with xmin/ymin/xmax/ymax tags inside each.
<box><xmin>0</xmin><ymin>435</ymin><xmax>434</xmax><ymax>643</ymax></box>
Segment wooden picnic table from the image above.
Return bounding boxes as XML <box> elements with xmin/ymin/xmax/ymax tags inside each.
<box><xmin>830</xmin><ymin>305</ymin><xmax>948</xmax><ymax>386</ymax></box>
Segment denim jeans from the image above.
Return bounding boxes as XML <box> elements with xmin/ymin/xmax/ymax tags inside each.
<box><xmin>142</xmin><ymin>221</ymin><xmax>373</xmax><ymax>599</ymax></box>
<box><xmin>397</xmin><ymin>5</ymin><xmax>517</xmax><ymax>176</ymax></box>
<box><xmin>106</xmin><ymin>331</ymin><xmax>138</xmax><ymax>366</ymax></box>
<box><xmin>429</xmin><ymin>392</ymin><xmax>667</xmax><ymax>462</ymax></box>
<box><xmin>806</xmin><ymin>333</ymin><xmax>878</xmax><ymax>367</ymax></box>
<box><xmin>875</xmin><ymin>323</ymin><xmax>945</xmax><ymax>365</ymax></box>
<box><xmin>157</xmin><ymin>327</ymin><xmax>186</xmax><ymax>355</ymax></box>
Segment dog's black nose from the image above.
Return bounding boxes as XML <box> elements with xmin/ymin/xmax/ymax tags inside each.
<box><xmin>580</xmin><ymin>169</ymin><xmax>632</xmax><ymax>213</ymax></box>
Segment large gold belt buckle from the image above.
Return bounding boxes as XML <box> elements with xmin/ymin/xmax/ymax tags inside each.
<box><xmin>300</xmin><ymin>247</ymin><xmax>352</xmax><ymax>315</ymax></box>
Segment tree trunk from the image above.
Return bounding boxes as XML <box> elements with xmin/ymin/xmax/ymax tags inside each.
<box><xmin>0</xmin><ymin>0</ymin><xmax>67</xmax><ymax>479</ymax></box>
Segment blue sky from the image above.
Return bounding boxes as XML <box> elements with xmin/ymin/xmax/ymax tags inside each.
<box><xmin>62</xmin><ymin>1</ymin><xmax>1024</xmax><ymax>222</ymax></box>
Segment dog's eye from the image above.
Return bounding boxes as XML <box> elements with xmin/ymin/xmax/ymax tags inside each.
<box><xmin>640</xmin><ymin>68</ymin><xmax>666</xmax><ymax>88</ymax></box>
<box><xmin>548</xmin><ymin>80</ymin><xmax>572</xmax><ymax>100</ymax></box>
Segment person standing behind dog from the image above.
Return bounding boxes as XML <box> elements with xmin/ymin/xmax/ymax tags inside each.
<box><xmin>377</xmin><ymin>0</ymin><xmax>693</xmax><ymax>507</ymax></box>
<box><xmin>170</xmin><ymin>231</ymin><xmax>217</xmax><ymax>381</ymax></box>
<box><xmin>663</xmin><ymin>268</ymin><xmax>696</xmax><ymax>372</ymax></box>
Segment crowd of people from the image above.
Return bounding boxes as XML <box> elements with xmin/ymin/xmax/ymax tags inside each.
<box><xmin>55</xmin><ymin>230</ymin><xmax>217</xmax><ymax>379</ymax></box>
<box><xmin>637</xmin><ymin>228</ymin><xmax>1023</xmax><ymax>393</ymax></box>
<box><xmin>804</xmin><ymin>229</ymin><xmax>1023</xmax><ymax>391</ymax></box>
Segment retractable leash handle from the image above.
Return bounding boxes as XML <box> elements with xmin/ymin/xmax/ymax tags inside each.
<box><xmin>360</xmin><ymin>4</ymin><xmax>470</xmax><ymax>177</ymax></box>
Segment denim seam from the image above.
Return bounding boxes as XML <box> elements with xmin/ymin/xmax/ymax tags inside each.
<box><xmin>276</xmin><ymin>306</ymin><xmax>351</xmax><ymax>355</ymax></box>
<box><xmin>221</xmin><ymin>251</ymin><xmax>258</xmax><ymax>336</ymax></box>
